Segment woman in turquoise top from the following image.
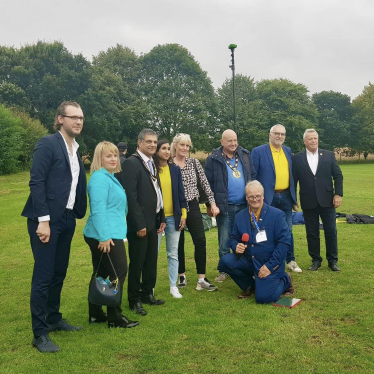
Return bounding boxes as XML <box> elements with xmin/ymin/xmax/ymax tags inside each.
<box><xmin>83</xmin><ymin>141</ymin><xmax>139</xmax><ymax>329</ymax></box>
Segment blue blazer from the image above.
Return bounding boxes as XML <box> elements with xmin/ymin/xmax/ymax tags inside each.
<box><xmin>251</xmin><ymin>144</ymin><xmax>297</xmax><ymax>205</ymax></box>
<box><xmin>229</xmin><ymin>204</ymin><xmax>290</xmax><ymax>278</ymax></box>
<box><xmin>83</xmin><ymin>168</ymin><xmax>128</xmax><ymax>241</ymax></box>
<box><xmin>163</xmin><ymin>163</ymin><xmax>187</xmax><ymax>231</ymax></box>
<box><xmin>22</xmin><ymin>132</ymin><xmax>87</xmax><ymax>223</ymax></box>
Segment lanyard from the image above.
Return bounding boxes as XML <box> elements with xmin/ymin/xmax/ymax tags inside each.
<box><xmin>250</xmin><ymin>211</ymin><xmax>261</xmax><ymax>233</ymax></box>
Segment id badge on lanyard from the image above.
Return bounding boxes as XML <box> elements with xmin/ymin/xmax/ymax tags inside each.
<box><xmin>250</xmin><ymin>211</ymin><xmax>267</xmax><ymax>243</ymax></box>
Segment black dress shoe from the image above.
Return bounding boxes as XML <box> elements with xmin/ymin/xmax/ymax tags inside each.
<box><xmin>89</xmin><ymin>313</ymin><xmax>107</xmax><ymax>324</ymax></box>
<box><xmin>108</xmin><ymin>316</ymin><xmax>139</xmax><ymax>329</ymax></box>
<box><xmin>140</xmin><ymin>294</ymin><xmax>165</xmax><ymax>305</ymax></box>
<box><xmin>130</xmin><ymin>301</ymin><xmax>147</xmax><ymax>316</ymax></box>
<box><xmin>32</xmin><ymin>335</ymin><xmax>60</xmax><ymax>353</ymax></box>
<box><xmin>48</xmin><ymin>319</ymin><xmax>83</xmax><ymax>332</ymax></box>
<box><xmin>308</xmin><ymin>262</ymin><xmax>321</xmax><ymax>271</ymax></box>
<box><xmin>328</xmin><ymin>262</ymin><xmax>341</xmax><ymax>272</ymax></box>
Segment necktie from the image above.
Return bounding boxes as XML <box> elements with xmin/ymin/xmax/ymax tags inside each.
<box><xmin>147</xmin><ymin>160</ymin><xmax>154</xmax><ymax>175</ymax></box>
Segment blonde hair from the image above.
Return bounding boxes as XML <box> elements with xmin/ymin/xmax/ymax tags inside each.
<box><xmin>90</xmin><ymin>141</ymin><xmax>121</xmax><ymax>174</ymax></box>
<box><xmin>171</xmin><ymin>133</ymin><xmax>193</xmax><ymax>157</ymax></box>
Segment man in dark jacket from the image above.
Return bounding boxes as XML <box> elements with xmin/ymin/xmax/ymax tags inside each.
<box><xmin>205</xmin><ymin>129</ymin><xmax>256</xmax><ymax>282</ymax></box>
<box><xmin>118</xmin><ymin>129</ymin><xmax>166</xmax><ymax>316</ymax></box>
<box><xmin>293</xmin><ymin>129</ymin><xmax>343</xmax><ymax>272</ymax></box>
<box><xmin>22</xmin><ymin>101</ymin><xmax>87</xmax><ymax>353</ymax></box>
<box><xmin>117</xmin><ymin>142</ymin><xmax>127</xmax><ymax>165</ymax></box>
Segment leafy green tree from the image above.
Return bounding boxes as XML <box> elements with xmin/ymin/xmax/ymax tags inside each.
<box><xmin>216</xmin><ymin>75</ymin><xmax>265</xmax><ymax>150</ymax></box>
<box><xmin>0</xmin><ymin>82</ymin><xmax>30</xmax><ymax>109</ymax></box>
<box><xmin>255</xmin><ymin>78</ymin><xmax>318</xmax><ymax>152</ymax></box>
<box><xmin>0</xmin><ymin>41</ymin><xmax>91</xmax><ymax>131</ymax></box>
<box><xmin>351</xmin><ymin>83</ymin><xmax>374</xmax><ymax>155</ymax></box>
<box><xmin>141</xmin><ymin>44</ymin><xmax>217</xmax><ymax>151</ymax></box>
<box><xmin>79</xmin><ymin>45</ymin><xmax>149</xmax><ymax>156</ymax></box>
<box><xmin>312</xmin><ymin>91</ymin><xmax>352</xmax><ymax>150</ymax></box>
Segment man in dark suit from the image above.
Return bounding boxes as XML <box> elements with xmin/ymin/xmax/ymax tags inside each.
<box><xmin>118</xmin><ymin>129</ymin><xmax>166</xmax><ymax>316</ymax></box>
<box><xmin>22</xmin><ymin>102</ymin><xmax>87</xmax><ymax>352</ymax></box>
<box><xmin>251</xmin><ymin>124</ymin><xmax>301</xmax><ymax>273</ymax></box>
<box><xmin>117</xmin><ymin>141</ymin><xmax>127</xmax><ymax>165</ymax></box>
<box><xmin>293</xmin><ymin>129</ymin><xmax>343</xmax><ymax>272</ymax></box>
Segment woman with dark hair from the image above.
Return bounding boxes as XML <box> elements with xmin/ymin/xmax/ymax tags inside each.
<box><xmin>154</xmin><ymin>140</ymin><xmax>187</xmax><ymax>298</ymax></box>
<box><xmin>171</xmin><ymin>133</ymin><xmax>220</xmax><ymax>291</ymax></box>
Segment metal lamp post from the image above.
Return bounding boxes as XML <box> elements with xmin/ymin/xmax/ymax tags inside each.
<box><xmin>228</xmin><ymin>44</ymin><xmax>237</xmax><ymax>133</ymax></box>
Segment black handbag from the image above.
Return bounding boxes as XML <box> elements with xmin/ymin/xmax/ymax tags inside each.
<box><xmin>88</xmin><ymin>252</ymin><xmax>121</xmax><ymax>307</ymax></box>
<box><xmin>193</xmin><ymin>158</ymin><xmax>209</xmax><ymax>204</ymax></box>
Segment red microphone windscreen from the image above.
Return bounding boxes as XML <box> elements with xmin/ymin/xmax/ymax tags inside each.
<box><xmin>241</xmin><ymin>233</ymin><xmax>249</xmax><ymax>242</ymax></box>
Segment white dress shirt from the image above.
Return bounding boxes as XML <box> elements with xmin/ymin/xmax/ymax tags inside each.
<box><xmin>306</xmin><ymin>148</ymin><xmax>319</xmax><ymax>175</ymax></box>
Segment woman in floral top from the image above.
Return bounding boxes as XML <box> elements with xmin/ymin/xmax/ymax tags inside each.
<box><xmin>172</xmin><ymin>133</ymin><xmax>220</xmax><ymax>291</ymax></box>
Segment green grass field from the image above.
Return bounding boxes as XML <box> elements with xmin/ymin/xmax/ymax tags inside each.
<box><xmin>0</xmin><ymin>164</ymin><xmax>373</xmax><ymax>374</ymax></box>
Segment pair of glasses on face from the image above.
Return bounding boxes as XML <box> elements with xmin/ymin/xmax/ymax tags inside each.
<box><xmin>271</xmin><ymin>132</ymin><xmax>286</xmax><ymax>137</ymax></box>
<box><xmin>246</xmin><ymin>195</ymin><xmax>263</xmax><ymax>201</ymax></box>
<box><xmin>62</xmin><ymin>115</ymin><xmax>85</xmax><ymax>122</ymax></box>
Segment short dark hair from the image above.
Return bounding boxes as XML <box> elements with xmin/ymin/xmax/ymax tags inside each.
<box><xmin>138</xmin><ymin>129</ymin><xmax>158</xmax><ymax>142</ymax></box>
<box><xmin>53</xmin><ymin>101</ymin><xmax>81</xmax><ymax>131</ymax></box>
<box><xmin>117</xmin><ymin>142</ymin><xmax>127</xmax><ymax>151</ymax></box>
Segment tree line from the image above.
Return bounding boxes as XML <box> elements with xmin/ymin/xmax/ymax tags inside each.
<box><xmin>0</xmin><ymin>41</ymin><xmax>373</xmax><ymax>174</ymax></box>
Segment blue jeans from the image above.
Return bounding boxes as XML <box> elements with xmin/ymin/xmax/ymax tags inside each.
<box><xmin>158</xmin><ymin>216</ymin><xmax>181</xmax><ymax>287</ymax></box>
<box><xmin>271</xmin><ymin>191</ymin><xmax>295</xmax><ymax>263</ymax></box>
<box><xmin>216</xmin><ymin>203</ymin><xmax>247</xmax><ymax>269</ymax></box>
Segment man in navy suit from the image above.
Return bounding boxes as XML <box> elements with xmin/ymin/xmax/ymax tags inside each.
<box><xmin>251</xmin><ymin>124</ymin><xmax>302</xmax><ymax>273</ymax></box>
<box><xmin>218</xmin><ymin>180</ymin><xmax>293</xmax><ymax>303</ymax></box>
<box><xmin>293</xmin><ymin>129</ymin><xmax>343</xmax><ymax>272</ymax></box>
<box><xmin>22</xmin><ymin>102</ymin><xmax>87</xmax><ymax>352</ymax></box>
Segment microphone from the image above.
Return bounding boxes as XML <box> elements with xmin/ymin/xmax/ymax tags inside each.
<box><xmin>241</xmin><ymin>233</ymin><xmax>249</xmax><ymax>244</ymax></box>
<box><xmin>237</xmin><ymin>233</ymin><xmax>249</xmax><ymax>258</ymax></box>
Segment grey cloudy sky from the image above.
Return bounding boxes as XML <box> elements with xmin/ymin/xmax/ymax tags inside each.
<box><xmin>2</xmin><ymin>0</ymin><xmax>374</xmax><ymax>99</ymax></box>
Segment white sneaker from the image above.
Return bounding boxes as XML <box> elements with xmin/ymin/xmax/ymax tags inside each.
<box><xmin>214</xmin><ymin>272</ymin><xmax>229</xmax><ymax>283</ymax></box>
<box><xmin>196</xmin><ymin>278</ymin><xmax>218</xmax><ymax>291</ymax></box>
<box><xmin>170</xmin><ymin>286</ymin><xmax>183</xmax><ymax>298</ymax></box>
<box><xmin>286</xmin><ymin>261</ymin><xmax>302</xmax><ymax>273</ymax></box>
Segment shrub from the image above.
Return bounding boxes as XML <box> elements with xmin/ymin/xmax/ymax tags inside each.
<box><xmin>12</xmin><ymin>109</ymin><xmax>48</xmax><ymax>169</ymax></box>
<box><xmin>0</xmin><ymin>104</ymin><xmax>22</xmax><ymax>174</ymax></box>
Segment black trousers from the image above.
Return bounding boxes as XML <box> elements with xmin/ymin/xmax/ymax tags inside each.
<box><xmin>303</xmin><ymin>205</ymin><xmax>338</xmax><ymax>263</ymax></box>
<box><xmin>28</xmin><ymin>211</ymin><xmax>75</xmax><ymax>338</ymax></box>
<box><xmin>178</xmin><ymin>200</ymin><xmax>206</xmax><ymax>275</ymax></box>
<box><xmin>84</xmin><ymin>236</ymin><xmax>128</xmax><ymax>323</ymax></box>
<box><xmin>127</xmin><ymin>224</ymin><xmax>158</xmax><ymax>305</ymax></box>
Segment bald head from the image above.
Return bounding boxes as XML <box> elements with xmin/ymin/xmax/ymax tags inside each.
<box><xmin>221</xmin><ymin>129</ymin><xmax>238</xmax><ymax>157</ymax></box>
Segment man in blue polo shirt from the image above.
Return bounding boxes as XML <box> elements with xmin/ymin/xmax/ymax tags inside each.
<box><xmin>205</xmin><ymin>129</ymin><xmax>256</xmax><ymax>283</ymax></box>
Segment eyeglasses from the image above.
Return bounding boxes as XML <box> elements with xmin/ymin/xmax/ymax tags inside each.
<box><xmin>271</xmin><ymin>132</ymin><xmax>286</xmax><ymax>137</ymax></box>
<box><xmin>246</xmin><ymin>194</ymin><xmax>263</xmax><ymax>201</ymax></box>
<box><xmin>62</xmin><ymin>115</ymin><xmax>85</xmax><ymax>122</ymax></box>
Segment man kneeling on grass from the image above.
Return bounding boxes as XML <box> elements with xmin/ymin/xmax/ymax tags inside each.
<box><xmin>218</xmin><ymin>180</ymin><xmax>294</xmax><ymax>303</ymax></box>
